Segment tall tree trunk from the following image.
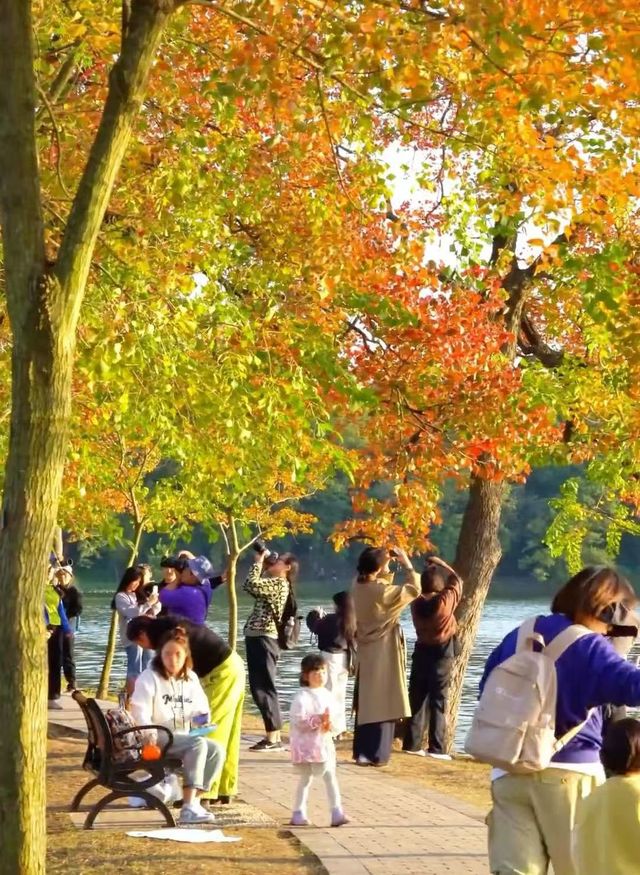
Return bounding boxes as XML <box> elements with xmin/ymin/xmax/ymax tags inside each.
<box><xmin>0</xmin><ymin>5</ymin><xmax>173</xmax><ymax>869</ymax></box>
<box><xmin>444</xmin><ymin>475</ymin><xmax>505</xmax><ymax>752</ymax></box>
<box><xmin>97</xmin><ymin>518</ymin><xmax>145</xmax><ymax>699</ymax></box>
<box><xmin>0</xmin><ymin>4</ymin><xmax>66</xmax><ymax>872</ymax></box>
<box><xmin>226</xmin><ymin>553</ymin><xmax>240</xmax><ymax>650</ymax></box>
<box><xmin>226</xmin><ymin>514</ymin><xmax>240</xmax><ymax>650</ymax></box>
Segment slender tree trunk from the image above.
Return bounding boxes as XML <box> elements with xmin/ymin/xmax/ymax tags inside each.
<box><xmin>444</xmin><ymin>475</ymin><xmax>505</xmax><ymax>752</ymax></box>
<box><xmin>226</xmin><ymin>514</ymin><xmax>241</xmax><ymax>650</ymax></box>
<box><xmin>97</xmin><ymin>519</ymin><xmax>145</xmax><ymax>699</ymax></box>
<box><xmin>0</xmin><ymin>5</ymin><xmax>172</xmax><ymax>868</ymax></box>
<box><xmin>52</xmin><ymin>527</ymin><xmax>64</xmax><ymax>561</ymax></box>
<box><xmin>226</xmin><ymin>553</ymin><xmax>240</xmax><ymax>650</ymax></box>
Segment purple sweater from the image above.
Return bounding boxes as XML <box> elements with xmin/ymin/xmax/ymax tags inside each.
<box><xmin>480</xmin><ymin>613</ymin><xmax>640</xmax><ymax>765</ymax></box>
<box><xmin>159</xmin><ymin>582</ymin><xmax>213</xmax><ymax>625</ymax></box>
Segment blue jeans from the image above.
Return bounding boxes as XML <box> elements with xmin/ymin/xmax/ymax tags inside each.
<box><xmin>125</xmin><ymin>643</ymin><xmax>152</xmax><ymax>680</ymax></box>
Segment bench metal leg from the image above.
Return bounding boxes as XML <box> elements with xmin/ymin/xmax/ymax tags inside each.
<box><xmin>142</xmin><ymin>794</ymin><xmax>176</xmax><ymax>828</ymax></box>
<box><xmin>70</xmin><ymin>777</ymin><xmax>101</xmax><ymax>811</ymax></box>
<box><xmin>83</xmin><ymin>790</ymin><xmax>176</xmax><ymax>830</ymax></box>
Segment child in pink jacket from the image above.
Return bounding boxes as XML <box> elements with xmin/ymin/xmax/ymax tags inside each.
<box><xmin>289</xmin><ymin>653</ymin><xmax>350</xmax><ymax>827</ymax></box>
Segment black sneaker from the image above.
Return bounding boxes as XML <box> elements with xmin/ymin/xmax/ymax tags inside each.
<box><xmin>249</xmin><ymin>738</ymin><xmax>283</xmax><ymax>752</ymax></box>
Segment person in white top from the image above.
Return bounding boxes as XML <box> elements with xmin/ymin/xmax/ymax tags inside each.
<box><xmin>289</xmin><ymin>653</ymin><xmax>350</xmax><ymax>828</ymax></box>
<box><xmin>130</xmin><ymin>626</ymin><xmax>224</xmax><ymax>825</ymax></box>
<box><xmin>112</xmin><ymin>566</ymin><xmax>161</xmax><ymax>695</ymax></box>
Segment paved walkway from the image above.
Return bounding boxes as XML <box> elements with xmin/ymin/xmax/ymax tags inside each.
<box><xmin>49</xmin><ymin>697</ymin><xmax>489</xmax><ymax>874</ymax></box>
<box><xmin>239</xmin><ymin>740</ymin><xmax>488</xmax><ymax>875</ymax></box>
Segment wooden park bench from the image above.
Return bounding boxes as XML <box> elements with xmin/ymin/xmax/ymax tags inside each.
<box><xmin>69</xmin><ymin>691</ymin><xmax>181</xmax><ymax>829</ymax></box>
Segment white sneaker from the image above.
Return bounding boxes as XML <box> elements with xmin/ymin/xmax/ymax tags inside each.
<box><xmin>427</xmin><ymin>752</ymin><xmax>452</xmax><ymax>761</ymax></box>
<box><xmin>48</xmin><ymin>699</ymin><xmax>64</xmax><ymax>710</ymax></box>
<box><xmin>356</xmin><ymin>755</ymin><xmax>372</xmax><ymax>765</ymax></box>
<box><xmin>403</xmin><ymin>749</ymin><xmax>426</xmax><ymax>757</ymax></box>
<box><xmin>179</xmin><ymin>805</ymin><xmax>215</xmax><ymax>825</ymax></box>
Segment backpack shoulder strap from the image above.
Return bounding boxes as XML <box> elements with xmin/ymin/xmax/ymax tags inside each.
<box><xmin>544</xmin><ymin>624</ymin><xmax>592</xmax><ymax>663</ymax></box>
<box><xmin>553</xmin><ymin>709</ymin><xmax>597</xmax><ymax>753</ymax></box>
<box><xmin>516</xmin><ymin>616</ymin><xmax>545</xmax><ymax>653</ymax></box>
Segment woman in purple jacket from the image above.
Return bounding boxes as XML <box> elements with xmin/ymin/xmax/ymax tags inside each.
<box><xmin>158</xmin><ymin>555</ymin><xmax>224</xmax><ymax>625</ymax></box>
<box><xmin>481</xmin><ymin>565</ymin><xmax>640</xmax><ymax>875</ymax></box>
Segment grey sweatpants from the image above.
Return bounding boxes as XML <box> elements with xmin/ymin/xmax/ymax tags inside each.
<box><xmin>167</xmin><ymin>733</ymin><xmax>224</xmax><ymax>792</ymax></box>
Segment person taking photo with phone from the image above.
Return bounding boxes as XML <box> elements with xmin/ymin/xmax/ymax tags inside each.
<box><xmin>352</xmin><ymin>546</ymin><xmax>420</xmax><ymax>766</ymax></box>
<box><xmin>402</xmin><ymin>555</ymin><xmax>463</xmax><ymax>759</ymax></box>
<box><xmin>243</xmin><ymin>540</ymin><xmax>299</xmax><ymax>752</ymax></box>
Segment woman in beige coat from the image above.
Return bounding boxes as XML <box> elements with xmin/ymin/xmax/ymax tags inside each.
<box><xmin>352</xmin><ymin>546</ymin><xmax>421</xmax><ymax>765</ymax></box>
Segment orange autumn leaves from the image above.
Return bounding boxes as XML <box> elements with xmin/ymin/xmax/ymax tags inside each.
<box><xmin>27</xmin><ymin>1</ymin><xmax>640</xmax><ymax>555</ymax></box>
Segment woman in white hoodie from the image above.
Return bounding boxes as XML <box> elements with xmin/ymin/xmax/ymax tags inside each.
<box><xmin>130</xmin><ymin>626</ymin><xmax>224</xmax><ymax>825</ymax></box>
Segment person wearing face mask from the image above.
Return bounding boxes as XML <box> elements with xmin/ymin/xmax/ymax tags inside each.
<box><xmin>243</xmin><ymin>542</ymin><xmax>300</xmax><ymax>751</ymax></box>
<box><xmin>351</xmin><ymin>546</ymin><xmax>421</xmax><ymax>767</ymax></box>
<box><xmin>480</xmin><ymin>565</ymin><xmax>640</xmax><ymax>875</ymax></box>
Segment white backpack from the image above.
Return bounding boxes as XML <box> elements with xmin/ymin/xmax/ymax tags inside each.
<box><xmin>465</xmin><ymin>618</ymin><xmax>592</xmax><ymax>773</ymax></box>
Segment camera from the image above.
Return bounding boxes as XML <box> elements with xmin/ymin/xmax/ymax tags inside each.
<box><xmin>160</xmin><ymin>555</ymin><xmax>188</xmax><ymax>572</ymax></box>
<box><xmin>253</xmin><ymin>540</ymin><xmax>279</xmax><ymax>563</ymax></box>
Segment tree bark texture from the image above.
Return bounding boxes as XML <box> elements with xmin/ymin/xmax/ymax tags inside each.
<box><xmin>444</xmin><ymin>476</ymin><xmax>505</xmax><ymax>752</ymax></box>
<box><xmin>97</xmin><ymin>518</ymin><xmax>145</xmax><ymax>699</ymax></box>
<box><xmin>0</xmin><ymin>3</ymin><xmax>173</xmax><ymax>870</ymax></box>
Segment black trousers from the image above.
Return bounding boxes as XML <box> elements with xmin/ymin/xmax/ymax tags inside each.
<box><xmin>353</xmin><ymin>720</ymin><xmax>395</xmax><ymax>765</ymax></box>
<box><xmin>245</xmin><ymin>635</ymin><xmax>282</xmax><ymax>732</ymax></box>
<box><xmin>62</xmin><ymin>632</ymin><xmax>76</xmax><ymax>687</ymax></box>
<box><xmin>47</xmin><ymin>626</ymin><xmax>64</xmax><ymax>700</ymax></box>
<box><xmin>402</xmin><ymin>641</ymin><xmax>454</xmax><ymax>754</ymax></box>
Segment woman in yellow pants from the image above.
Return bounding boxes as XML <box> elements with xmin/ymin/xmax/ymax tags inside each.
<box><xmin>200</xmin><ymin>649</ymin><xmax>245</xmax><ymax>800</ymax></box>
<box><xmin>127</xmin><ymin>614</ymin><xmax>245</xmax><ymax>802</ymax></box>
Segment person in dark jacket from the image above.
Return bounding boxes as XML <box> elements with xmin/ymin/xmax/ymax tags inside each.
<box><xmin>55</xmin><ymin>562</ymin><xmax>83</xmax><ymax>692</ymax></box>
<box><xmin>44</xmin><ymin>565</ymin><xmax>73</xmax><ymax>710</ymax></box>
<box><xmin>481</xmin><ymin>565</ymin><xmax>640</xmax><ymax>875</ymax></box>
<box><xmin>402</xmin><ymin>555</ymin><xmax>462</xmax><ymax>759</ymax></box>
<box><xmin>307</xmin><ymin>591</ymin><xmax>357</xmax><ymax>737</ymax></box>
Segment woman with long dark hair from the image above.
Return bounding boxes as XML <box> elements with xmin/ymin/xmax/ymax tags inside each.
<box><xmin>111</xmin><ymin>566</ymin><xmax>160</xmax><ymax>695</ymax></box>
<box><xmin>480</xmin><ymin>565</ymin><xmax>640</xmax><ymax>875</ymax></box>
<box><xmin>129</xmin><ymin>626</ymin><xmax>224</xmax><ymax>824</ymax></box>
<box><xmin>352</xmin><ymin>546</ymin><xmax>420</xmax><ymax>766</ymax></box>
<box><xmin>243</xmin><ymin>545</ymin><xmax>299</xmax><ymax>751</ymax></box>
<box><xmin>127</xmin><ymin>614</ymin><xmax>245</xmax><ymax>804</ymax></box>
<box><xmin>306</xmin><ymin>591</ymin><xmax>357</xmax><ymax>737</ymax></box>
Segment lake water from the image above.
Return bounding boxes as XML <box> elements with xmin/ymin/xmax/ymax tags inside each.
<box><xmin>71</xmin><ymin>581</ymin><xmax>548</xmax><ymax>747</ymax></box>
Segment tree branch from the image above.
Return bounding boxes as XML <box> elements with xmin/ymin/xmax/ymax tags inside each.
<box><xmin>36</xmin><ymin>84</ymin><xmax>72</xmax><ymax>198</ymax></box>
<box><xmin>54</xmin><ymin>0</ymin><xmax>175</xmax><ymax>333</ymax></box>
